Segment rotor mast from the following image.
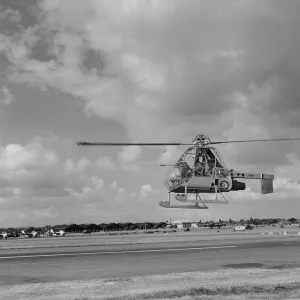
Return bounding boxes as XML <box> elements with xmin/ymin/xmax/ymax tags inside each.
<box><xmin>192</xmin><ymin>134</ymin><xmax>212</xmax><ymax>146</ymax></box>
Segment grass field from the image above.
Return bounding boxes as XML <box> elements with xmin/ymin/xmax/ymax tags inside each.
<box><xmin>1</xmin><ymin>268</ymin><xmax>300</xmax><ymax>300</ymax></box>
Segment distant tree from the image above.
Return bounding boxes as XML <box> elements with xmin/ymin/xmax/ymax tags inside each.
<box><xmin>288</xmin><ymin>218</ymin><xmax>297</xmax><ymax>223</ymax></box>
<box><xmin>209</xmin><ymin>222</ymin><xmax>215</xmax><ymax>229</ymax></box>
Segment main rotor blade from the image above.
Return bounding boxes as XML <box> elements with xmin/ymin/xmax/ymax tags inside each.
<box><xmin>211</xmin><ymin>138</ymin><xmax>300</xmax><ymax>145</ymax></box>
<box><xmin>77</xmin><ymin>142</ymin><xmax>192</xmax><ymax>146</ymax></box>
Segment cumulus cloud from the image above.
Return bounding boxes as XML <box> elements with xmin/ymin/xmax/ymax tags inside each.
<box><xmin>0</xmin><ymin>135</ymin><xmax>127</xmax><ymax>226</ymax></box>
<box><xmin>0</xmin><ymin>141</ymin><xmax>59</xmax><ymax>172</ymax></box>
<box><xmin>96</xmin><ymin>156</ymin><xmax>117</xmax><ymax>171</ymax></box>
<box><xmin>140</xmin><ymin>184</ymin><xmax>159</xmax><ymax>198</ymax></box>
<box><xmin>0</xmin><ymin>6</ymin><xmax>22</xmax><ymax>24</ymax></box>
<box><xmin>120</xmin><ymin>164</ymin><xmax>141</xmax><ymax>173</ymax></box>
<box><xmin>0</xmin><ymin>138</ymin><xmax>69</xmax><ymax>215</ymax></box>
<box><xmin>64</xmin><ymin>157</ymin><xmax>90</xmax><ymax>173</ymax></box>
<box><xmin>1</xmin><ymin>0</ymin><xmax>300</xmax><ymax>223</ymax></box>
<box><xmin>109</xmin><ymin>180</ymin><xmax>118</xmax><ymax>189</ymax></box>
<box><xmin>118</xmin><ymin>146</ymin><xmax>142</xmax><ymax>164</ymax></box>
<box><xmin>68</xmin><ymin>176</ymin><xmax>105</xmax><ymax>200</ymax></box>
<box><xmin>159</xmin><ymin>146</ymin><xmax>182</xmax><ymax>165</ymax></box>
<box><xmin>274</xmin><ymin>177</ymin><xmax>300</xmax><ymax>193</ymax></box>
<box><xmin>0</xmin><ymin>86</ymin><xmax>15</xmax><ymax>108</ymax></box>
<box><xmin>0</xmin><ymin>0</ymin><xmax>243</xmax><ymax>140</ymax></box>
<box><xmin>1</xmin><ymin>0</ymin><xmax>299</xmax><ymax>161</ymax></box>
<box><xmin>117</xmin><ymin>145</ymin><xmax>143</xmax><ymax>173</ymax></box>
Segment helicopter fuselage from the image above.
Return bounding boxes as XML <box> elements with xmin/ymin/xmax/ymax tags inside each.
<box><xmin>164</xmin><ymin>165</ymin><xmax>246</xmax><ymax>194</ymax></box>
<box><xmin>160</xmin><ymin>140</ymin><xmax>273</xmax><ymax>209</ymax></box>
<box><xmin>163</xmin><ymin>143</ymin><xmax>246</xmax><ymax>194</ymax></box>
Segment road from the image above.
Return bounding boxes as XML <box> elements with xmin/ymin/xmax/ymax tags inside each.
<box><xmin>1</xmin><ymin>237</ymin><xmax>300</xmax><ymax>286</ymax></box>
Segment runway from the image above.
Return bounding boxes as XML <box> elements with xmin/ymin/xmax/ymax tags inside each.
<box><xmin>1</xmin><ymin>236</ymin><xmax>300</xmax><ymax>286</ymax></box>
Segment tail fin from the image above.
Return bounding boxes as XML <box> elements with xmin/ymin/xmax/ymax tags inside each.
<box><xmin>261</xmin><ymin>178</ymin><xmax>273</xmax><ymax>194</ymax></box>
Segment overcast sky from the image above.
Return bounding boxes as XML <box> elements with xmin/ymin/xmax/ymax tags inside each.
<box><xmin>1</xmin><ymin>0</ymin><xmax>300</xmax><ymax>227</ymax></box>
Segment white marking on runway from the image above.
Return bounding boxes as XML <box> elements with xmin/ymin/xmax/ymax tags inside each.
<box><xmin>0</xmin><ymin>246</ymin><xmax>238</xmax><ymax>259</ymax></box>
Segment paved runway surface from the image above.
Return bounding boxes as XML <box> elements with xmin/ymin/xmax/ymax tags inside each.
<box><xmin>1</xmin><ymin>237</ymin><xmax>300</xmax><ymax>286</ymax></box>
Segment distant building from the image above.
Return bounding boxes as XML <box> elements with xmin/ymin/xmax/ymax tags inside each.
<box><xmin>172</xmin><ymin>220</ymin><xmax>198</xmax><ymax>229</ymax></box>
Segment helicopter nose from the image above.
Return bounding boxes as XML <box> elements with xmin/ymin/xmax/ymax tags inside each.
<box><xmin>164</xmin><ymin>168</ymin><xmax>183</xmax><ymax>191</ymax></box>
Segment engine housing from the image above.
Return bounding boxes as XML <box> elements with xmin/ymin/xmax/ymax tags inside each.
<box><xmin>231</xmin><ymin>180</ymin><xmax>246</xmax><ymax>191</ymax></box>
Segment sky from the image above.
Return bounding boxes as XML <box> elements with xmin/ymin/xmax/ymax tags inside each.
<box><xmin>1</xmin><ymin>0</ymin><xmax>300</xmax><ymax>227</ymax></box>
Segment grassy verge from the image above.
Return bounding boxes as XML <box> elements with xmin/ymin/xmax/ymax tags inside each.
<box><xmin>102</xmin><ymin>283</ymin><xmax>300</xmax><ymax>300</ymax></box>
<box><xmin>1</xmin><ymin>268</ymin><xmax>300</xmax><ymax>300</ymax></box>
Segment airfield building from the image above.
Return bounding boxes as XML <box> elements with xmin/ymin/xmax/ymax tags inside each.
<box><xmin>172</xmin><ymin>220</ymin><xmax>198</xmax><ymax>229</ymax></box>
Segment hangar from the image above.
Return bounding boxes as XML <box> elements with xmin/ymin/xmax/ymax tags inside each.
<box><xmin>172</xmin><ymin>220</ymin><xmax>198</xmax><ymax>229</ymax></box>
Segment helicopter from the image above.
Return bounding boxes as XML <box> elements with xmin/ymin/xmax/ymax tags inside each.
<box><xmin>77</xmin><ymin>134</ymin><xmax>300</xmax><ymax>210</ymax></box>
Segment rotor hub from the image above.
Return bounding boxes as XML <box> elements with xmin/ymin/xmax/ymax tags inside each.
<box><xmin>192</xmin><ymin>134</ymin><xmax>212</xmax><ymax>146</ymax></box>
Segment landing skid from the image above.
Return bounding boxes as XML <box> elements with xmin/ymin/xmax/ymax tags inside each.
<box><xmin>175</xmin><ymin>194</ymin><xmax>229</xmax><ymax>204</ymax></box>
<box><xmin>159</xmin><ymin>188</ymin><xmax>230</xmax><ymax>209</ymax></box>
<box><xmin>159</xmin><ymin>192</ymin><xmax>208</xmax><ymax>209</ymax></box>
<box><xmin>159</xmin><ymin>201</ymin><xmax>208</xmax><ymax>209</ymax></box>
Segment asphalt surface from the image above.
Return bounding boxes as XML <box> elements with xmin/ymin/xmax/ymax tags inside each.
<box><xmin>1</xmin><ymin>237</ymin><xmax>300</xmax><ymax>286</ymax></box>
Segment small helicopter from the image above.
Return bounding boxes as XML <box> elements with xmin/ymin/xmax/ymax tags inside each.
<box><xmin>77</xmin><ymin>134</ymin><xmax>300</xmax><ymax>210</ymax></box>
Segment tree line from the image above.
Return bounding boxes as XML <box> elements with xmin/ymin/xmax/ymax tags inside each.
<box><xmin>199</xmin><ymin>217</ymin><xmax>299</xmax><ymax>225</ymax></box>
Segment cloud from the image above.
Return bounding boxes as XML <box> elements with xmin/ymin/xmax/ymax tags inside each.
<box><xmin>109</xmin><ymin>180</ymin><xmax>118</xmax><ymax>189</ymax></box>
<box><xmin>1</xmin><ymin>0</ymin><xmax>299</xmax><ymax>159</ymax></box>
<box><xmin>0</xmin><ymin>86</ymin><xmax>15</xmax><ymax>107</ymax></box>
<box><xmin>117</xmin><ymin>145</ymin><xmax>143</xmax><ymax>173</ymax></box>
<box><xmin>64</xmin><ymin>153</ymin><xmax>118</xmax><ymax>174</ymax></box>
<box><xmin>96</xmin><ymin>156</ymin><xmax>117</xmax><ymax>171</ymax></box>
<box><xmin>120</xmin><ymin>164</ymin><xmax>141</xmax><ymax>173</ymax></box>
<box><xmin>159</xmin><ymin>146</ymin><xmax>182</xmax><ymax>165</ymax></box>
<box><xmin>0</xmin><ymin>138</ymin><xmax>69</xmax><ymax>213</ymax></box>
<box><xmin>0</xmin><ymin>187</ymin><xmax>21</xmax><ymax>198</ymax></box>
<box><xmin>0</xmin><ymin>141</ymin><xmax>59</xmax><ymax>172</ymax></box>
<box><xmin>68</xmin><ymin>176</ymin><xmax>105</xmax><ymax>200</ymax></box>
<box><xmin>274</xmin><ymin>177</ymin><xmax>300</xmax><ymax>193</ymax></box>
<box><xmin>140</xmin><ymin>184</ymin><xmax>159</xmax><ymax>198</ymax></box>
<box><xmin>0</xmin><ymin>135</ymin><xmax>127</xmax><ymax>226</ymax></box>
<box><xmin>0</xmin><ymin>6</ymin><xmax>22</xmax><ymax>24</ymax></box>
<box><xmin>0</xmin><ymin>0</ymin><xmax>245</xmax><ymax>141</ymax></box>
<box><xmin>1</xmin><ymin>1</ymin><xmax>300</xmax><ymax>223</ymax></box>
<box><xmin>64</xmin><ymin>157</ymin><xmax>90</xmax><ymax>173</ymax></box>
<box><xmin>118</xmin><ymin>146</ymin><xmax>142</xmax><ymax>164</ymax></box>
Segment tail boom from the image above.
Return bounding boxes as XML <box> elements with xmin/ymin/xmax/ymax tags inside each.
<box><xmin>231</xmin><ymin>171</ymin><xmax>274</xmax><ymax>194</ymax></box>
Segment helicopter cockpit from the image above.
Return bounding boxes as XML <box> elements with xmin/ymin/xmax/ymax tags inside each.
<box><xmin>164</xmin><ymin>146</ymin><xmax>195</xmax><ymax>191</ymax></box>
<box><xmin>164</xmin><ymin>146</ymin><xmax>229</xmax><ymax>191</ymax></box>
<box><xmin>194</xmin><ymin>147</ymin><xmax>228</xmax><ymax>177</ymax></box>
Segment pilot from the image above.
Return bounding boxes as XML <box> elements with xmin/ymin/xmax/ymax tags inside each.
<box><xmin>195</xmin><ymin>153</ymin><xmax>206</xmax><ymax>176</ymax></box>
